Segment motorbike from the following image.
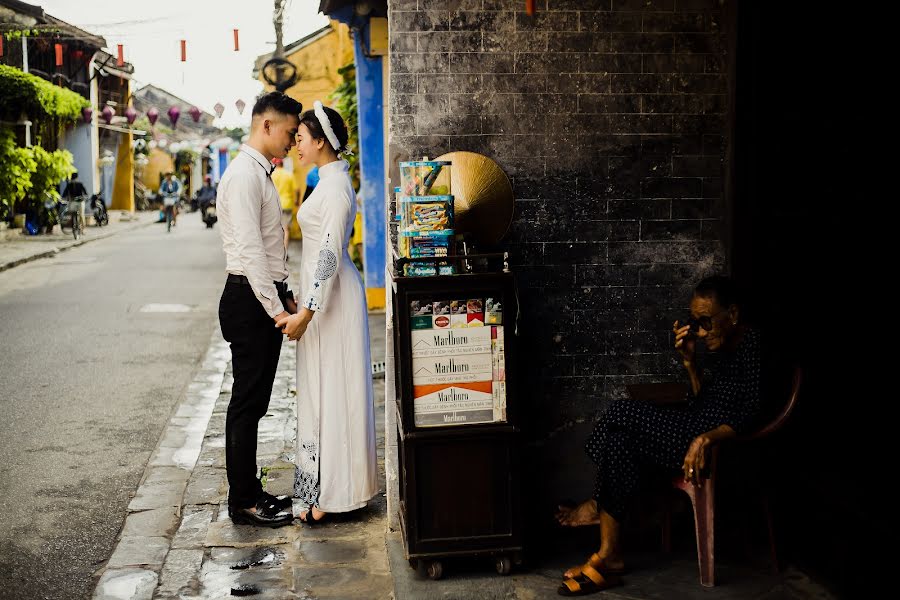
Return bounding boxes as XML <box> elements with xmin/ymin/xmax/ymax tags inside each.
<box><xmin>90</xmin><ymin>193</ymin><xmax>109</xmax><ymax>226</ymax></box>
<box><xmin>201</xmin><ymin>199</ymin><xmax>217</xmax><ymax>228</ymax></box>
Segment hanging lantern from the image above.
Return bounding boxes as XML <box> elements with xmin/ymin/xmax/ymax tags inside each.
<box><xmin>82</xmin><ymin>106</ymin><xmax>93</xmax><ymax>124</ymax></box>
<box><xmin>233</xmin><ymin>29</ymin><xmax>240</xmax><ymax>51</ymax></box>
<box><xmin>167</xmin><ymin>106</ymin><xmax>181</xmax><ymax>126</ymax></box>
<box><xmin>147</xmin><ymin>107</ymin><xmax>159</xmax><ymax>126</ymax></box>
<box><xmin>213</xmin><ymin>102</ymin><xmax>225</xmax><ymax>119</ymax></box>
<box><xmin>525</xmin><ymin>0</ymin><xmax>535</xmax><ymax>16</ymax></box>
<box><xmin>55</xmin><ymin>43</ymin><xmax>63</xmax><ymax>67</ymax></box>
<box><xmin>180</xmin><ymin>40</ymin><xmax>186</xmax><ymax>62</ymax></box>
<box><xmin>235</xmin><ymin>99</ymin><xmax>246</xmax><ymax>115</ymax></box>
<box><xmin>101</xmin><ymin>105</ymin><xmax>114</xmax><ymax>125</ymax></box>
<box><xmin>0</xmin><ymin>35</ymin><xmax>4</xmax><ymax>58</ymax></box>
<box><xmin>125</xmin><ymin>106</ymin><xmax>137</xmax><ymax>124</ymax></box>
<box><xmin>189</xmin><ymin>106</ymin><xmax>202</xmax><ymax>122</ymax></box>
<box><xmin>117</xmin><ymin>44</ymin><xmax>124</xmax><ymax>67</ymax></box>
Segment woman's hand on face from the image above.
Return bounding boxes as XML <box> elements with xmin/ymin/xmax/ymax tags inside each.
<box><xmin>673</xmin><ymin>320</ymin><xmax>696</xmax><ymax>365</ymax></box>
<box><xmin>681</xmin><ymin>435</ymin><xmax>709</xmax><ymax>486</ymax></box>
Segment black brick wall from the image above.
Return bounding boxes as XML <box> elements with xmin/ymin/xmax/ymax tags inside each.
<box><xmin>389</xmin><ymin>0</ymin><xmax>729</xmax><ymax>502</ymax></box>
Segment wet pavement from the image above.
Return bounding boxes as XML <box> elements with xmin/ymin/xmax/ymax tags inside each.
<box><xmin>92</xmin><ymin>312</ymin><xmax>391</xmax><ymax>600</ymax></box>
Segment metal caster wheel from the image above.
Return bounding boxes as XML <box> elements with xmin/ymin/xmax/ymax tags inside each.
<box><xmin>426</xmin><ymin>560</ymin><xmax>444</xmax><ymax>580</ymax></box>
<box><xmin>496</xmin><ymin>556</ymin><xmax>512</xmax><ymax>575</ymax></box>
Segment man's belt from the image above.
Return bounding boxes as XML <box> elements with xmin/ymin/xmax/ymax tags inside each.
<box><xmin>227</xmin><ymin>273</ymin><xmax>287</xmax><ymax>292</ymax></box>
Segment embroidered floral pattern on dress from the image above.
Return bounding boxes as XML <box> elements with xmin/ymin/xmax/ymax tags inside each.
<box><xmin>294</xmin><ymin>441</ymin><xmax>320</xmax><ymax>506</ymax></box>
<box><xmin>315</xmin><ymin>247</ymin><xmax>338</xmax><ymax>280</ymax></box>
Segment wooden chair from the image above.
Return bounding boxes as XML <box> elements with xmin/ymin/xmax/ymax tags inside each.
<box><xmin>627</xmin><ymin>367</ymin><xmax>802</xmax><ymax>587</ymax></box>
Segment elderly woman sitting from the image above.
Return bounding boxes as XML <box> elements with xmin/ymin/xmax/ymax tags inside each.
<box><xmin>555</xmin><ymin>275</ymin><xmax>762</xmax><ymax>596</ymax></box>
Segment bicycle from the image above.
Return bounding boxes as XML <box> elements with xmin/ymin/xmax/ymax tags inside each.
<box><xmin>59</xmin><ymin>196</ymin><xmax>85</xmax><ymax>240</ymax></box>
<box><xmin>164</xmin><ymin>203</ymin><xmax>175</xmax><ymax>233</ymax></box>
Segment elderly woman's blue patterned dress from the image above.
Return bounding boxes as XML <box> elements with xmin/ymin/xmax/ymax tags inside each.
<box><xmin>586</xmin><ymin>329</ymin><xmax>762</xmax><ymax>520</ymax></box>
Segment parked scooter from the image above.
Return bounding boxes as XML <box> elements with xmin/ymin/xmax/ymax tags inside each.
<box><xmin>90</xmin><ymin>193</ymin><xmax>109</xmax><ymax>226</ymax></box>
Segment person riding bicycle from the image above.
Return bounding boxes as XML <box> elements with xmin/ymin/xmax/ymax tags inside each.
<box><xmin>62</xmin><ymin>171</ymin><xmax>88</xmax><ymax>216</ymax></box>
<box><xmin>160</xmin><ymin>172</ymin><xmax>182</xmax><ymax>227</ymax></box>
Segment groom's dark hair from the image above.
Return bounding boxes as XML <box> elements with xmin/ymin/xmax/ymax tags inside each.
<box><xmin>252</xmin><ymin>92</ymin><xmax>302</xmax><ymax>118</ymax></box>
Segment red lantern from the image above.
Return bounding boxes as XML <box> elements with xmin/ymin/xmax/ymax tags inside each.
<box><xmin>101</xmin><ymin>105</ymin><xmax>114</xmax><ymax>125</ymax></box>
<box><xmin>117</xmin><ymin>44</ymin><xmax>124</xmax><ymax>67</ymax></box>
<box><xmin>189</xmin><ymin>106</ymin><xmax>202</xmax><ymax>122</ymax></box>
<box><xmin>82</xmin><ymin>106</ymin><xmax>93</xmax><ymax>124</ymax></box>
<box><xmin>180</xmin><ymin>40</ymin><xmax>186</xmax><ymax>62</ymax></box>
<box><xmin>0</xmin><ymin>35</ymin><xmax>4</xmax><ymax>58</ymax></box>
<box><xmin>526</xmin><ymin>0</ymin><xmax>535</xmax><ymax>16</ymax></box>
<box><xmin>147</xmin><ymin>107</ymin><xmax>159</xmax><ymax>126</ymax></box>
<box><xmin>233</xmin><ymin>29</ymin><xmax>240</xmax><ymax>51</ymax></box>
<box><xmin>125</xmin><ymin>106</ymin><xmax>137</xmax><ymax>124</ymax></box>
<box><xmin>55</xmin><ymin>43</ymin><xmax>63</xmax><ymax>66</ymax></box>
<box><xmin>73</xmin><ymin>49</ymin><xmax>84</xmax><ymax>60</ymax></box>
<box><xmin>167</xmin><ymin>106</ymin><xmax>181</xmax><ymax>126</ymax></box>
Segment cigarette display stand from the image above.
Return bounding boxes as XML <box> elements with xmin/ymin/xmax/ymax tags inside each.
<box><xmin>392</xmin><ymin>268</ymin><xmax>523</xmax><ymax>580</ymax></box>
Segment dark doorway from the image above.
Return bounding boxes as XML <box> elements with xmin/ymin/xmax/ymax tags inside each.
<box><xmin>726</xmin><ymin>3</ymin><xmax>864</xmax><ymax>596</ymax></box>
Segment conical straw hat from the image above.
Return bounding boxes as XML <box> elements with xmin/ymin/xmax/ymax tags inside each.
<box><xmin>435</xmin><ymin>151</ymin><xmax>514</xmax><ymax>245</ymax></box>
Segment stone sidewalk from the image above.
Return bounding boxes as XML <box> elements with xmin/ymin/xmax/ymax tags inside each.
<box><xmin>0</xmin><ymin>210</ymin><xmax>158</xmax><ymax>272</ymax></box>
<box><xmin>93</xmin><ymin>314</ymin><xmax>391</xmax><ymax>600</ymax></box>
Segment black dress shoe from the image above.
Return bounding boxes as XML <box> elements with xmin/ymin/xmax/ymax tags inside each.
<box><xmin>260</xmin><ymin>491</ymin><xmax>293</xmax><ymax>512</ymax></box>
<box><xmin>228</xmin><ymin>501</ymin><xmax>293</xmax><ymax>528</ymax></box>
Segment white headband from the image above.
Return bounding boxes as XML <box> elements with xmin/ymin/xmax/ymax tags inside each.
<box><xmin>313</xmin><ymin>100</ymin><xmax>343</xmax><ymax>154</ymax></box>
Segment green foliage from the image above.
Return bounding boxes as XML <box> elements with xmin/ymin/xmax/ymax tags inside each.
<box><xmin>0</xmin><ymin>128</ymin><xmax>36</xmax><ymax>221</ymax></box>
<box><xmin>2</xmin><ymin>27</ymin><xmax>60</xmax><ymax>41</ymax></box>
<box><xmin>0</xmin><ymin>64</ymin><xmax>90</xmax><ymax>122</ymax></box>
<box><xmin>329</xmin><ymin>62</ymin><xmax>359</xmax><ymax>190</ymax></box>
<box><xmin>27</xmin><ymin>145</ymin><xmax>75</xmax><ymax>204</ymax></box>
<box><xmin>0</xmin><ymin>126</ymin><xmax>74</xmax><ymax>223</ymax></box>
<box><xmin>224</xmin><ymin>126</ymin><xmax>247</xmax><ymax>143</ymax></box>
<box><xmin>175</xmin><ymin>148</ymin><xmax>199</xmax><ymax>176</ymax></box>
<box><xmin>132</xmin><ymin>115</ymin><xmax>173</xmax><ymax>138</ymax></box>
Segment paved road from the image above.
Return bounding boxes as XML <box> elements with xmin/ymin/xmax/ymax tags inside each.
<box><xmin>0</xmin><ymin>212</ymin><xmax>226</xmax><ymax>599</ymax></box>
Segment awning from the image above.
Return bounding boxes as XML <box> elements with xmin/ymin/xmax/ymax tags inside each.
<box><xmin>98</xmin><ymin>123</ymin><xmax>146</xmax><ymax>135</ymax></box>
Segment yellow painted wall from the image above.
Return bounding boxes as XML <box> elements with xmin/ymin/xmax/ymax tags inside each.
<box><xmin>143</xmin><ymin>148</ymin><xmax>175</xmax><ymax>192</ymax></box>
<box><xmin>111</xmin><ymin>130</ymin><xmax>135</xmax><ymax>211</ymax></box>
<box><xmin>258</xmin><ymin>21</ymin><xmax>354</xmax><ymax>240</ymax></box>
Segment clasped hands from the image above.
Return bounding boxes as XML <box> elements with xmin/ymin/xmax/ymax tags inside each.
<box><xmin>274</xmin><ymin>298</ymin><xmax>313</xmax><ymax>341</ymax></box>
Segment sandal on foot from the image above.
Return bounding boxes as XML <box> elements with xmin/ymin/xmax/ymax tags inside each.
<box><xmin>298</xmin><ymin>509</ymin><xmax>331</xmax><ymax>525</ymax></box>
<box><xmin>558</xmin><ymin>564</ymin><xmax>623</xmax><ymax>596</ymax></box>
<box><xmin>563</xmin><ymin>553</ymin><xmax>626</xmax><ymax>579</ymax></box>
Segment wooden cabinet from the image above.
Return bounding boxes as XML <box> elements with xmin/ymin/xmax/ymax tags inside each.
<box><xmin>392</xmin><ymin>272</ymin><xmax>523</xmax><ymax>579</ymax></box>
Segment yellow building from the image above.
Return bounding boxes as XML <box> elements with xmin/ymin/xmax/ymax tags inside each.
<box><xmin>253</xmin><ymin>22</ymin><xmax>354</xmax><ymax>241</ymax></box>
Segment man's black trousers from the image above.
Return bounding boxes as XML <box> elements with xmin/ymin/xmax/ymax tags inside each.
<box><xmin>218</xmin><ymin>281</ymin><xmax>286</xmax><ymax>508</ymax></box>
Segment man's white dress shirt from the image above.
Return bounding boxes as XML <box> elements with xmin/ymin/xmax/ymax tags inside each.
<box><xmin>217</xmin><ymin>144</ymin><xmax>289</xmax><ymax>318</ymax></box>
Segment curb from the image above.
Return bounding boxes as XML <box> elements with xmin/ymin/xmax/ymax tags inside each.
<box><xmin>0</xmin><ymin>216</ymin><xmax>156</xmax><ymax>273</ymax></box>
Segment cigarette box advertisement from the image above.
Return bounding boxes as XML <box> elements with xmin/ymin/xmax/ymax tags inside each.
<box><xmin>412</xmin><ymin>353</ymin><xmax>493</xmax><ymax>386</ymax></box>
<box><xmin>411</xmin><ymin>327</ymin><xmax>492</xmax><ymax>358</ymax></box>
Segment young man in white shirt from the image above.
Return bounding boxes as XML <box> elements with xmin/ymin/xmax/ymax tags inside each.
<box><xmin>217</xmin><ymin>91</ymin><xmax>302</xmax><ymax>527</ymax></box>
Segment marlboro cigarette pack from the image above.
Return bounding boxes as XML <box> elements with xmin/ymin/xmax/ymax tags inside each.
<box><xmin>413</xmin><ymin>381</ymin><xmax>495</xmax><ymax>427</ymax></box>
<box><xmin>411</xmin><ymin>327</ymin><xmax>492</xmax><ymax>358</ymax></box>
<box><xmin>412</xmin><ymin>353</ymin><xmax>493</xmax><ymax>386</ymax></box>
